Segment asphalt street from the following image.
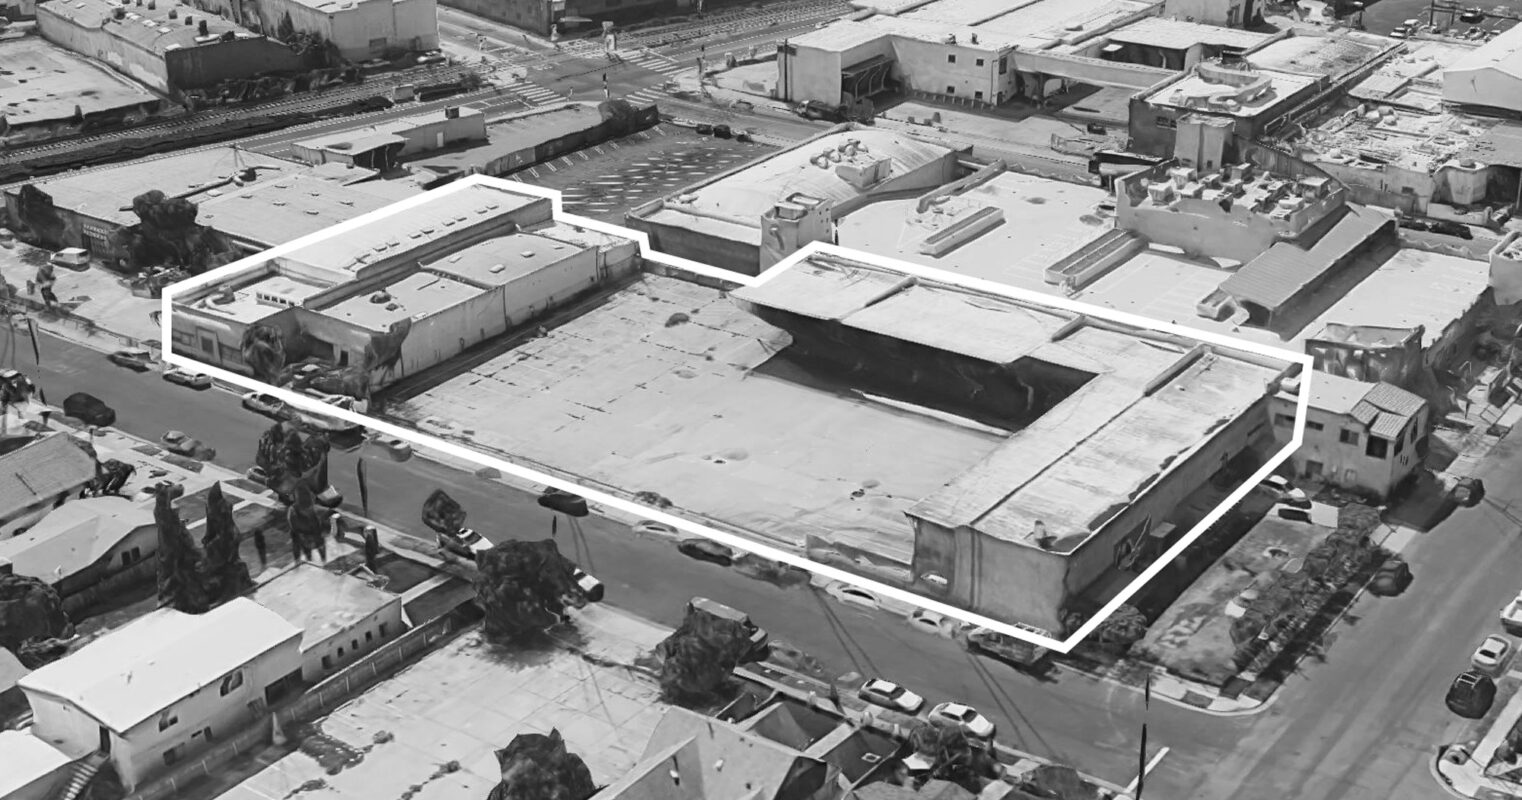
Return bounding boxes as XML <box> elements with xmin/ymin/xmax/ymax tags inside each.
<box><xmin>25</xmin><ymin>327</ymin><xmax>1522</xmax><ymax>798</ymax></box>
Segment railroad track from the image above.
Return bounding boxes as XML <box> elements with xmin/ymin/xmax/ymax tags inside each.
<box><xmin>1</xmin><ymin>64</ymin><xmax>473</xmax><ymax>164</ymax></box>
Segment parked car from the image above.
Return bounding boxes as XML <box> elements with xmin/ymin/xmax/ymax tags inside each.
<box><xmin>160</xmin><ymin>430</ymin><xmax>215</xmax><ymax>460</ymax></box>
<box><xmin>794</xmin><ymin>100</ymin><xmax>847</xmax><ymax>122</ymax></box>
<box><xmin>1259</xmin><ymin>475</ymin><xmax>1310</xmax><ymax>505</ymax></box>
<box><xmin>1446</xmin><ymin>670</ymin><xmax>1498</xmax><ymax>718</ymax></box>
<box><xmin>50</xmin><ymin>248</ymin><xmax>89</xmax><ymax>269</ymax></box>
<box><xmin>163</xmin><ymin>367</ymin><xmax>213</xmax><ymax>389</ymax></box>
<box><xmin>572</xmin><ymin>566</ymin><xmax>605</xmax><ymax>603</ymax></box>
<box><xmin>967</xmin><ymin>626</ymin><xmax>1050</xmax><ymax>668</ymax></box>
<box><xmin>858</xmin><ymin>678</ymin><xmax>925</xmax><ymax>714</ymax></box>
<box><xmin>928</xmin><ymin>702</ymin><xmax>996</xmax><ymax>739</ymax></box>
<box><xmin>1429</xmin><ymin>219</ymin><xmax>1474</xmax><ymax>239</ymax></box>
<box><xmin>372</xmin><ymin>434</ymin><xmax>414</xmax><ymax>462</ymax></box>
<box><xmin>241</xmin><ymin>392</ymin><xmax>288</xmax><ymax>418</ymax></box>
<box><xmin>634</xmin><ymin>520</ymin><xmax>677</xmax><ymax>536</ymax></box>
<box><xmin>0</xmin><ymin>228</ymin><xmax>14</xmax><ymax>248</ymax></box>
<box><xmin>1368</xmin><ymin>558</ymin><xmax>1412</xmax><ymax>597</ymax></box>
<box><xmin>245</xmin><ymin>466</ymin><xmax>271</xmax><ymax>486</ymax></box>
<box><xmin>108</xmin><ymin>348</ymin><xmax>154</xmax><ymax>371</ymax></box>
<box><xmin>1473</xmin><ymin>635</ymin><xmax>1514</xmax><ymax>676</ymax></box>
<box><xmin>1502</xmin><ymin>592</ymin><xmax>1522</xmax><ymax>634</ymax></box>
<box><xmin>62</xmin><ymin>392</ymin><xmax>116</xmax><ymax>427</ymax></box>
<box><xmin>677</xmin><ymin>538</ymin><xmax>735</xmax><ymax>566</ymax></box>
<box><xmin>416</xmin><ymin>50</ymin><xmax>446</xmax><ymax>64</ymax></box>
<box><xmin>438</xmin><ymin>526</ymin><xmax>494</xmax><ymax>560</ymax></box>
<box><xmin>825</xmin><ymin>582</ymin><xmax>880</xmax><ymax>610</ymax></box>
<box><xmin>712</xmin><ymin>124</ymin><xmax>733</xmax><ymax>139</ymax></box>
<box><xmin>1273</xmin><ymin>505</ymin><xmax>1312</xmax><ymax>523</ymax></box>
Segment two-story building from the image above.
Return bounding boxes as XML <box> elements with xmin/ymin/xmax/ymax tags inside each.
<box><xmin>15</xmin><ymin>598</ymin><xmax>304</xmax><ymax>790</ymax></box>
<box><xmin>248</xmin><ymin>563</ymin><xmax>406</xmax><ymax>682</ymax></box>
<box><xmin>1271</xmin><ymin>372</ymin><xmax>1429</xmax><ymax>500</ymax></box>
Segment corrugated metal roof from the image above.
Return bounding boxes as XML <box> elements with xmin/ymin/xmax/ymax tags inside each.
<box><xmin>1219</xmin><ymin>205</ymin><xmax>1390</xmax><ymax>311</ymax></box>
<box><xmin>1362</xmin><ymin>381</ymin><xmax>1426</xmax><ymax>417</ymax></box>
<box><xmin>1370</xmin><ymin>411</ymin><xmax>1408</xmax><ymax>440</ymax></box>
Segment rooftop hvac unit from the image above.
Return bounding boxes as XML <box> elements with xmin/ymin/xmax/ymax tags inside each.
<box><xmin>370</xmin><ymin>291</ymin><xmax>391</xmax><ymax>303</ymax></box>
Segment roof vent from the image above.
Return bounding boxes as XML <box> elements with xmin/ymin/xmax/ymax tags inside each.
<box><xmin>386</xmin><ymin>303</ymin><xmax>400</xmax><ymax>311</ymax></box>
<box><xmin>489</xmin><ymin>264</ymin><xmax>506</xmax><ymax>273</ymax></box>
<box><xmin>370</xmin><ymin>291</ymin><xmax>391</xmax><ymax>303</ymax></box>
<box><xmin>520</xmin><ymin>250</ymin><xmax>535</xmax><ymax>258</ymax></box>
<box><xmin>306</xmin><ymin>209</ymin><xmax>320</xmax><ymax>215</ymax></box>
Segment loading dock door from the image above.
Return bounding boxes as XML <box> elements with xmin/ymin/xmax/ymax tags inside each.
<box><xmin>842</xmin><ymin>54</ymin><xmax>893</xmax><ymax>103</ymax></box>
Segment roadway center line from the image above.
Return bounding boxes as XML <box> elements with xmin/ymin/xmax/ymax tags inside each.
<box><xmin>1122</xmin><ymin>746</ymin><xmax>1170</xmax><ymax>796</ymax></box>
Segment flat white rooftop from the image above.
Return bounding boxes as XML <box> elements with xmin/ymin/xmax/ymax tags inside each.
<box><xmin>837</xmin><ymin>171</ymin><xmax>1111</xmax><ymax>292</ymax></box>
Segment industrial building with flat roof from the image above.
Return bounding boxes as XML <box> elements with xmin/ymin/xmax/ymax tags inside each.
<box><xmin>173</xmin><ymin>180</ymin><xmax>641</xmax><ymax>388</ymax></box>
<box><xmin>36</xmin><ymin>0</ymin><xmax>309</xmax><ymax>93</ymax></box>
<box><xmin>626</xmin><ymin>126</ymin><xmax>967</xmax><ymax>275</ymax></box>
<box><xmin>0</xmin><ymin>37</ymin><xmax>162</xmax><ymax>133</ymax></box>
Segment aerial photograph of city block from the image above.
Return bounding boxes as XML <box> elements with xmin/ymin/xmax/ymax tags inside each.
<box><xmin>7</xmin><ymin>0</ymin><xmax>1522</xmax><ymax>796</ymax></box>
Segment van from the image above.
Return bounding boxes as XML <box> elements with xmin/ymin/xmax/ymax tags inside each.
<box><xmin>687</xmin><ymin>597</ymin><xmax>770</xmax><ymax>657</ymax></box>
<box><xmin>51</xmin><ymin>248</ymin><xmax>89</xmax><ymax>269</ymax></box>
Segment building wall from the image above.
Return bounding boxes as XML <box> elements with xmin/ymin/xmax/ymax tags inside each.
<box><xmin>1268</xmin><ymin>394</ymin><xmax>1426</xmax><ymax>498</ymax></box>
<box><xmin>163</xmin><ymin>38</ymin><xmax>309</xmax><ymax>90</ymax></box>
<box><xmin>37</xmin><ymin>5</ymin><xmax>172</xmax><ymax>92</ymax></box>
<box><xmin>298</xmin><ymin>597</ymin><xmax>404</xmax><ymax>682</ymax></box>
<box><xmin>436</xmin><ymin>0</ymin><xmax>549</xmax><ymax>36</ymax></box>
<box><xmin>780</xmin><ymin>45</ymin><xmax>846</xmax><ymax>106</ymax></box>
<box><xmin>1163</xmin><ymin>0</ymin><xmax>1249</xmax><ymax>26</ymax></box>
<box><xmin>54</xmin><ymin>524</ymin><xmax>159</xmax><ymax>598</ymax></box>
<box><xmin>1064</xmin><ymin>394</ymin><xmax>1272</xmax><ymax>599</ymax></box>
<box><xmin>1308</xmin><ymin>159</ymin><xmax>1433</xmax><ymax>216</ymax></box>
<box><xmin>395</xmin><ymin>111</ymin><xmax>488</xmax><ymax>156</ymax></box>
<box><xmin>105</xmin><ymin>635</ymin><xmax>303</xmax><ymax>789</ymax></box>
<box><xmin>25</xmin><ymin>691</ymin><xmax>105</xmax><ymax>759</ymax></box>
<box><xmin>890</xmin><ymin>38</ymin><xmax>1014</xmax><ymax>105</ymax></box>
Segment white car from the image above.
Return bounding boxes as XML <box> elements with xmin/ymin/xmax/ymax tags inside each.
<box><xmin>1502</xmin><ymin>594</ymin><xmax>1522</xmax><ymax>633</ymax></box>
<box><xmin>163</xmin><ymin>367</ymin><xmax>213</xmax><ymax>389</ymax></box>
<box><xmin>858</xmin><ymin>679</ymin><xmax>925</xmax><ymax>714</ymax></box>
<box><xmin>825</xmin><ymin>582</ymin><xmax>880</xmax><ymax>610</ymax></box>
<box><xmin>241</xmin><ymin>391</ymin><xmax>287</xmax><ymax>418</ymax></box>
<box><xmin>572</xmin><ymin>566</ymin><xmax>605</xmax><ymax>603</ymax></box>
<box><xmin>1474</xmin><ymin>635</ymin><xmax>1514</xmax><ymax>675</ymax></box>
<box><xmin>929</xmin><ymin>702</ymin><xmax>996</xmax><ymax>739</ymax></box>
<box><xmin>438</xmin><ymin>527</ymin><xmax>494</xmax><ymax>560</ymax></box>
<box><xmin>1259</xmin><ymin>475</ymin><xmax>1309</xmax><ymax>504</ymax></box>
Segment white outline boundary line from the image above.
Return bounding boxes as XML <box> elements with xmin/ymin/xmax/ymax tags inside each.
<box><xmin>162</xmin><ymin>173</ymin><xmax>1313</xmax><ymax>653</ymax></box>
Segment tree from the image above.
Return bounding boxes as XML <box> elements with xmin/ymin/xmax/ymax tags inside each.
<box><xmin>287</xmin><ymin>482</ymin><xmax>326</xmax><ymax>562</ymax></box>
<box><xmin>255</xmin><ymin>421</ymin><xmax>286</xmax><ymax>477</ymax></box>
<box><xmin>0</xmin><ymin>572</ymin><xmax>73</xmax><ymax>653</ymax></box>
<box><xmin>1093</xmin><ymin>604</ymin><xmax>1149</xmax><ymax>652</ymax></box>
<box><xmin>906</xmin><ymin>722</ymin><xmax>1000</xmax><ymax>793</ymax></box>
<box><xmin>241</xmin><ymin>324</ymin><xmax>288</xmax><ymax>383</ymax></box>
<box><xmin>109</xmin><ymin>190</ymin><xmax>234</xmax><ymax>273</ymax></box>
<box><xmin>654</xmin><ymin>604</ymin><xmax>763</xmax><ymax>707</ymax></box>
<box><xmin>485</xmin><ymin>729</ymin><xmax>597</xmax><ymax>800</ymax></box>
<box><xmin>201</xmin><ymin>482</ymin><xmax>253</xmax><ymax>604</ymax></box>
<box><xmin>1020</xmin><ymin>765</ymin><xmax>1102</xmax><ymax>800</ymax></box>
<box><xmin>155</xmin><ymin>482</ymin><xmax>209</xmax><ymax>614</ymax></box>
<box><xmin>474</xmin><ymin>539</ymin><xmax>591</xmax><ymax>642</ymax></box>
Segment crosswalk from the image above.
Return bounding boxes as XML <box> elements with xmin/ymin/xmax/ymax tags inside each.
<box><xmin>511</xmin><ymin>82</ymin><xmax>571</xmax><ymax>105</ymax></box>
<box><xmin>621</xmin><ymin>51</ymin><xmax>690</xmax><ymax>106</ymax></box>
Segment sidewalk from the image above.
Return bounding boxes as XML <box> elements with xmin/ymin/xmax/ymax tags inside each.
<box><xmin>1436</xmin><ymin>688</ymin><xmax>1522</xmax><ymax>799</ymax></box>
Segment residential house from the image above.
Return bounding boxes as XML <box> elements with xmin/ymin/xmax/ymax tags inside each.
<box><xmin>590</xmin><ymin>706</ymin><xmax>835</xmax><ymax>799</ymax></box>
<box><xmin>15</xmin><ymin>598</ymin><xmax>304</xmax><ymax>790</ymax></box>
<box><xmin>1271</xmin><ymin>372</ymin><xmax>1429</xmax><ymax>500</ymax></box>
<box><xmin>0</xmin><ymin>496</ymin><xmax>156</xmax><ymax>598</ymax></box>
<box><xmin>0</xmin><ymin>433</ymin><xmax>98</xmax><ymax>539</ymax></box>
<box><xmin>248</xmin><ymin>563</ymin><xmax>406</xmax><ymax>682</ymax></box>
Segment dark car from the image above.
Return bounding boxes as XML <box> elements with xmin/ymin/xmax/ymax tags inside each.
<box><xmin>62</xmin><ymin>392</ymin><xmax>116</xmax><ymax>427</ymax></box>
<box><xmin>1368</xmin><ymin>558</ymin><xmax>1412</xmax><ymax>597</ymax></box>
<box><xmin>1429</xmin><ymin>219</ymin><xmax>1474</xmax><ymax>240</ymax></box>
<box><xmin>795</xmin><ymin>100</ymin><xmax>846</xmax><ymax>122</ymax></box>
<box><xmin>1447</xmin><ymin>670</ymin><xmax>1497</xmax><ymax>718</ymax></box>
<box><xmin>712</xmin><ymin>124</ymin><xmax>733</xmax><ymax>139</ymax></box>
<box><xmin>1451</xmin><ymin>476</ymin><xmax>1485</xmax><ymax>507</ymax></box>
<box><xmin>677</xmin><ymin>538</ymin><xmax>735</xmax><ymax>566</ymax></box>
<box><xmin>1397</xmin><ymin>217</ymin><xmax>1431</xmax><ymax>232</ymax></box>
